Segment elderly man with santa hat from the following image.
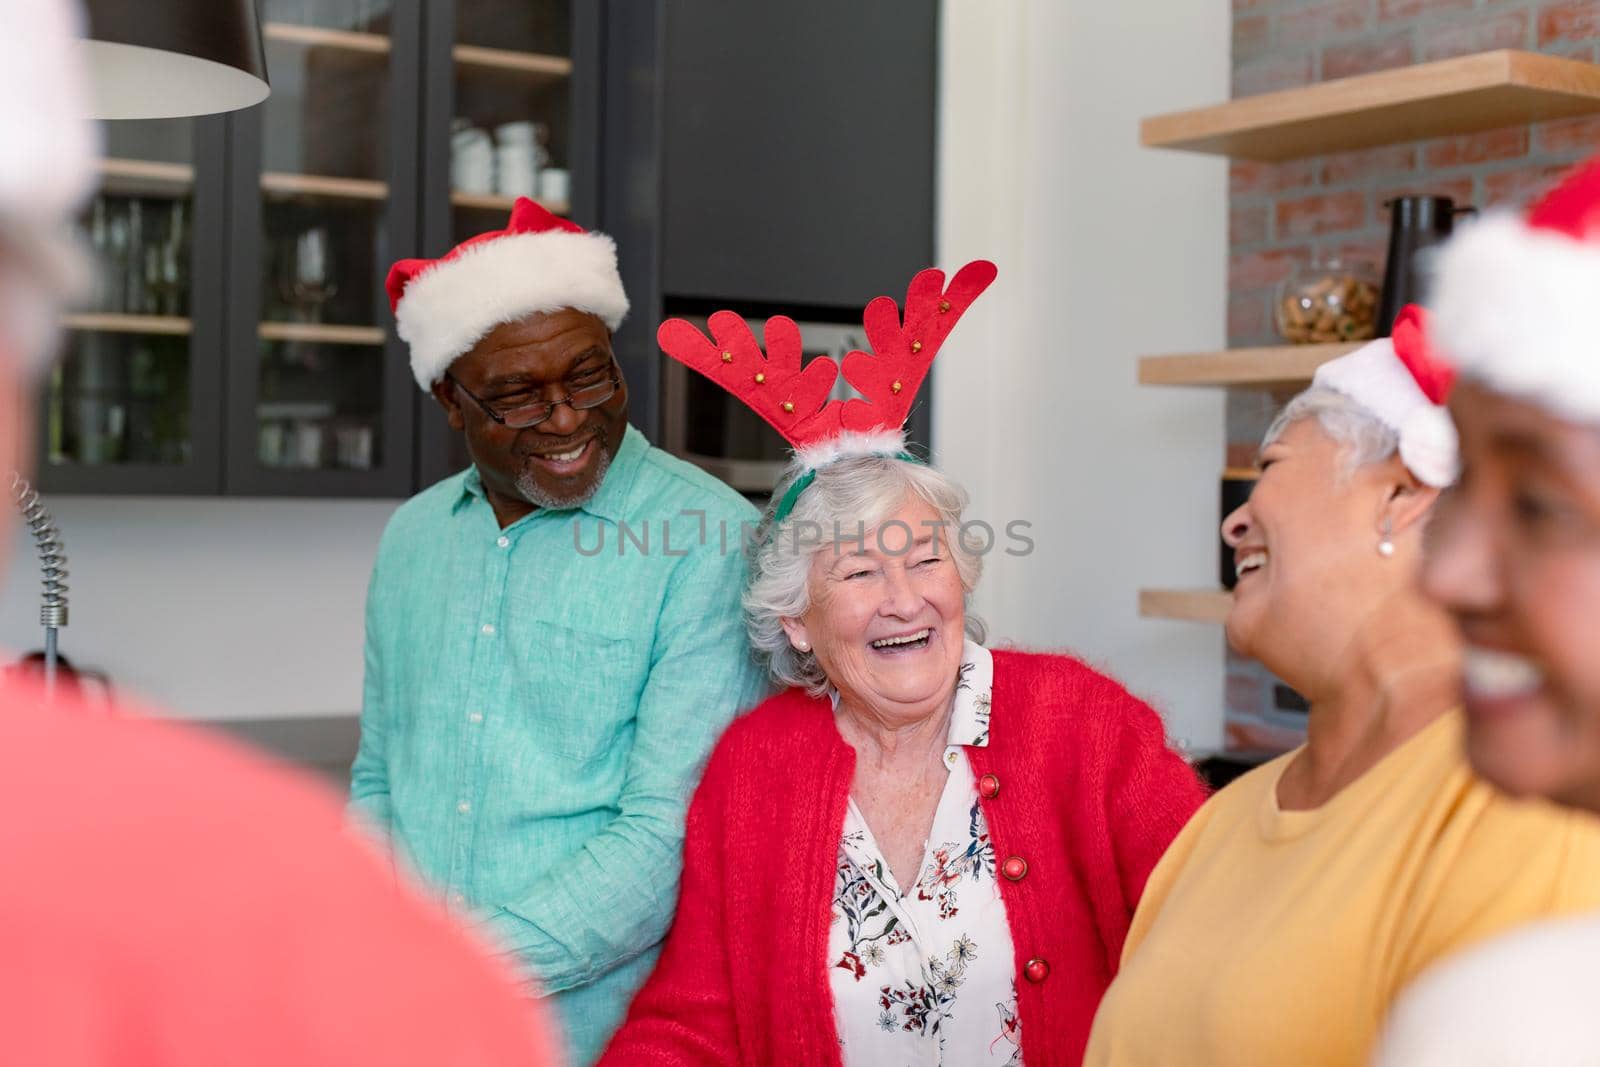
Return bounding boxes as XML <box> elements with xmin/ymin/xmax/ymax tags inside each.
<box><xmin>355</xmin><ymin>200</ymin><xmax>768</xmax><ymax>1065</ymax></box>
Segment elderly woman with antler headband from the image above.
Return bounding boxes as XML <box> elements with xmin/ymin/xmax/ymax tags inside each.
<box><xmin>1083</xmin><ymin>309</ymin><xmax>1600</xmax><ymax>1067</ymax></box>
<box><xmin>598</xmin><ymin>262</ymin><xmax>1208</xmax><ymax>1067</ymax></box>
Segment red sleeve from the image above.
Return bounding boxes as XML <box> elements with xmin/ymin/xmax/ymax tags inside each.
<box><xmin>598</xmin><ymin>737</ymin><xmax>740</xmax><ymax>1066</ymax></box>
<box><xmin>1098</xmin><ymin>682</ymin><xmax>1210</xmax><ymax>912</ymax></box>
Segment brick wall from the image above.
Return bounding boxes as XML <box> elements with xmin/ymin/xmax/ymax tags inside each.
<box><xmin>1223</xmin><ymin>0</ymin><xmax>1600</xmax><ymax>748</ymax></box>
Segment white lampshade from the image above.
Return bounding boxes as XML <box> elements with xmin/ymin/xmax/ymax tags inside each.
<box><xmin>82</xmin><ymin>0</ymin><xmax>269</xmax><ymax>120</ymax></box>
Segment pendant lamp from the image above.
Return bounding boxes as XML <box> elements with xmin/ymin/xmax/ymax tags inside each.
<box><xmin>81</xmin><ymin>0</ymin><xmax>269</xmax><ymax>119</ymax></box>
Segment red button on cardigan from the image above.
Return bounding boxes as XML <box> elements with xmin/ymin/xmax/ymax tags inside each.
<box><xmin>1024</xmin><ymin>957</ymin><xmax>1051</xmax><ymax>984</ymax></box>
<box><xmin>1001</xmin><ymin>855</ymin><xmax>1028</xmax><ymax>881</ymax></box>
<box><xmin>978</xmin><ymin>772</ymin><xmax>1000</xmax><ymax>798</ymax></box>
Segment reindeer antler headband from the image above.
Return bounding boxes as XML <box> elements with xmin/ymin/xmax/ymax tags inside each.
<box><xmin>657</xmin><ymin>260</ymin><xmax>998</xmax><ymax>521</ymax></box>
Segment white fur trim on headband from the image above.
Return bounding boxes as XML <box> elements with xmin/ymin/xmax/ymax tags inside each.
<box><xmin>793</xmin><ymin>429</ymin><xmax>909</xmax><ymax>472</ymax></box>
<box><xmin>1433</xmin><ymin>211</ymin><xmax>1600</xmax><ymax>424</ymax></box>
<box><xmin>394</xmin><ymin>229</ymin><xmax>629</xmax><ymax>389</ymax></box>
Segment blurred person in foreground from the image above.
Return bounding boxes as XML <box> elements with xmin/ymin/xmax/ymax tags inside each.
<box><xmin>1373</xmin><ymin>153</ymin><xmax>1600</xmax><ymax>1067</ymax></box>
<box><xmin>1084</xmin><ymin>306</ymin><xmax>1600</xmax><ymax>1067</ymax></box>
<box><xmin>0</xmin><ymin>4</ymin><xmax>558</xmax><ymax>1064</ymax></box>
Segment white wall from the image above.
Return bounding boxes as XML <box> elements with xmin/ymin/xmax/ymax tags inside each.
<box><xmin>935</xmin><ymin>0</ymin><xmax>1230</xmax><ymax>750</ymax></box>
<box><xmin>0</xmin><ymin>497</ymin><xmax>395</xmax><ymax>720</ymax></box>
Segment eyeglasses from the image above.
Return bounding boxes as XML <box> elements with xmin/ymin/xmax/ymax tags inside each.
<box><xmin>446</xmin><ymin>362</ymin><xmax>621</xmax><ymax>429</ymax></box>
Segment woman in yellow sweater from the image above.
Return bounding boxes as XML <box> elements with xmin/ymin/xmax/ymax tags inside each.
<box><xmin>1083</xmin><ymin>311</ymin><xmax>1600</xmax><ymax>1067</ymax></box>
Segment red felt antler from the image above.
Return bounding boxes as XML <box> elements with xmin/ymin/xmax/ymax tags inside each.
<box><xmin>656</xmin><ymin>259</ymin><xmax>998</xmax><ymax>449</ymax></box>
<box><xmin>838</xmin><ymin>260</ymin><xmax>998</xmax><ymax>433</ymax></box>
<box><xmin>656</xmin><ymin>311</ymin><xmax>845</xmax><ymax>447</ymax></box>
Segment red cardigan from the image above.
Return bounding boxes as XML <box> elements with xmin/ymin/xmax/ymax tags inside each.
<box><xmin>599</xmin><ymin>649</ymin><xmax>1208</xmax><ymax>1067</ymax></box>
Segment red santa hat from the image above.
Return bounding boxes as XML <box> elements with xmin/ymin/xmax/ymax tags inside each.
<box><xmin>1432</xmin><ymin>152</ymin><xmax>1600</xmax><ymax>423</ymax></box>
<box><xmin>1310</xmin><ymin>303</ymin><xmax>1460</xmax><ymax>488</ymax></box>
<box><xmin>385</xmin><ymin>198</ymin><xmax>629</xmax><ymax>390</ymax></box>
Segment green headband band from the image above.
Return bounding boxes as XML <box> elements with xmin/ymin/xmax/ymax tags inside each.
<box><xmin>771</xmin><ymin>449</ymin><xmax>922</xmax><ymax>525</ymax></box>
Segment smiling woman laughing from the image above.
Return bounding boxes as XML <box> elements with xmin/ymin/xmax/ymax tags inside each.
<box><xmin>599</xmin><ymin>261</ymin><xmax>1208</xmax><ymax>1067</ymax></box>
<box><xmin>600</xmin><ymin>448</ymin><xmax>1208</xmax><ymax>1067</ymax></box>
<box><xmin>1083</xmin><ymin>310</ymin><xmax>1600</xmax><ymax>1067</ymax></box>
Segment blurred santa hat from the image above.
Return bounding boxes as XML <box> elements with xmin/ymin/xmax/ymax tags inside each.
<box><xmin>0</xmin><ymin>0</ymin><xmax>97</xmax><ymax>365</ymax></box>
<box><xmin>1311</xmin><ymin>303</ymin><xmax>1460</xmax><ymax>488</ymax></box>
<box><xmin>1432</xmin><ymin>151</ymin><xmax>1600</xmax><ymax>423</ymax></box>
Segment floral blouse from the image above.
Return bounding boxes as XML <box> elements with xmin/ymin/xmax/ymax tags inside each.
<box><xmin>828</xmin><ymin>641</ymin><xmax>1022</xmax><ymax>1066</ymax></box>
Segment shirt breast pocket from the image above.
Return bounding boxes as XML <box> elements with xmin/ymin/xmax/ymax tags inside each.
<box><xmin>506</xmin><ymin>614</ymin><xmax>648</xmax><ymax>765</ymax></box>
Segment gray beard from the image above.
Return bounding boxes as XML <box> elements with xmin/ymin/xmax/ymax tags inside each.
<box><xmin>513</xmin><ymin>442</ymin><xmax>613</xmax><ymax>509</ymax></box>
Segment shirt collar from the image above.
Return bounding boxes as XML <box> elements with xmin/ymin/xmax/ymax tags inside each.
<box><xmin>452</xmin><ymin>423</ymin><xmax>647</xmax><ymax>524</ymax></box>
<box><xmin>947</xmin><ymin>639</ymin><xmax>994</xmax><ymax>749</ymax></box>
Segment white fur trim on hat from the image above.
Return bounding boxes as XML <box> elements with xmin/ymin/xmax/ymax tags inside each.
<box><xmin>0</xmin><ymin>0</ymin><xmax>96</xmax><ymax>369</ymax></box>
<box><xmin>1312</xmin><ymin>336</ymin><xmax>1459</xmax><ymax>488</ymax></box>
<box><xmin>394</xmin><ymin>229</ymin><xmax>629</xmax><ymax>389</ymax></box>
<box><xmin>1433</xmin><ymin>211</ymin><xmax>1600</xmax><ymax>424</ymax></box>
<box><xmin>794</xmin><ymin>429</ymin><xmax>909</xmax><ymax>473</ymax></box>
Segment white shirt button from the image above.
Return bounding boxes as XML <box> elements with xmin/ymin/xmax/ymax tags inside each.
<box><xmin>468</xmin><ymin>711</ymin><xmax>484</xmax><ymax>724</ymax></box>
<box><xmin>481</xmin><ymin>623</ymin><xmax>495</xmax><ymax>636</ymax></box>
<box><xmin>496</xmin><ymin>535</ymin><xmax>510</xmax><ymax>548</ymax></box>
<box><xmin>457</xmin><ymin>800</ymin><xmax>471</xmax><ymax>814</ymax></box>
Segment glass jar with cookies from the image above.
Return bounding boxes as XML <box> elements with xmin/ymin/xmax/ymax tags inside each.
<box><xmin>1275</xmin><ymin>259</ymin><xmax>1379</xmax><ymax>345</ymax></box>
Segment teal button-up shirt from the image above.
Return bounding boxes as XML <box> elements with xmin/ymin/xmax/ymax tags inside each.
<box><xmin>350</xmin><ymin>425</ymin><xmax>769</xmax><ymax>1066</ymax></box>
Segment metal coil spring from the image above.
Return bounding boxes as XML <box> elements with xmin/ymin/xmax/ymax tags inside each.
<box><xmin>11</xmin><ymin>474</ymin><xmax>67</xmax><ymax>629</ymax></box>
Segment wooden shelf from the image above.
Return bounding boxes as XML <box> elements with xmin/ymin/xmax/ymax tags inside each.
<box><xmin>1142</xmin><ymin>50</ymin><xmax>1600</xmax><ymax>161</ymax></box>
<box><xmin>261</xmin><ymin>172</ymin><xmax>388</xmax><ymax>201</ymax></box>
<box><xmin>454</xmin><ymin>43</ymin><xmax>572</xmax><ymax>77</ymax></box>
<box><xmin>97</xmin><ymin>158</ymin><xmax>195</xmax><ymax>196</ymax></box>
<box><xmin>262</xmin><ymin>21</ymin><xmax>390</xmax><ymax>55</ymax></box>
<box><xmin>450</xmin><ymin>190</ymin><xmax>570</xmax><ymax>214</ymax></box>
<box><xmin>258</xmin><ymin>322</ymin><xmax>387</xmax><ymax>346</ymax></box>
<box><xmin>61</xmin><ymin>313</ymin><xmax>192</xmax><ymax>336</ymax></box>
<box><xmin>1139</xmin><ymin>588</ymin><xmax>1233</xmax><ymax>624</ymax></box>
<box><xmin>1139</xmin><ymin>343</ymin><xmax>1358</xmax><ymax>389</ymax></box>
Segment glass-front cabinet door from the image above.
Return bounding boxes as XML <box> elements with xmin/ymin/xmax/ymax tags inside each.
<box><xmin>415</xmin><ymin>0</ymin><xmax>587</xmax><ymax>487</ymax></box>
<box><xmin>225</xmin><ymin>0</ymin><xmax>420</xmax><ymax>495</ymax></box>
<box><xmin>43</xmin><ymin>118</ymin><xmax>227</xmax><ymax>493</ymax></box>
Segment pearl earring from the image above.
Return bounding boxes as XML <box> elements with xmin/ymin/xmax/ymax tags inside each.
<box><xmin>796</xmin><ymin>641</ymin><xmax>810</xmax><ymax>653</ymax></box>
<box><xmin>1378</xmin><ymin>518</ymin><xmax>1395</xmax><ymax>558</ymax></box>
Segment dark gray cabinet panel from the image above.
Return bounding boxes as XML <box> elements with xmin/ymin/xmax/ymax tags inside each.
<box><xmin>659</xmin><ymin>0</ymin><xmax>937</xmax><ymax>311</ymax></box>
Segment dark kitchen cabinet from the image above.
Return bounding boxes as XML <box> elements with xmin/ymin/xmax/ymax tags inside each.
<box><xmin>44</xmin><ymin>117</ymin><xmax>228</xmax><ymax>494</ymax></box>
<box><xmin>46</xmin><ymin>1</ymin><xmax>936</xmax><ymax>498</ymax></box>
<box><xmin>47</xmin><ymin>0</ymin><xmax>595</xmax><ymax>497</ymax></box>
<box><xmin>658</xmin><ymin>0</ymin><xmax>938</xmax><ymax>311</ymax></box>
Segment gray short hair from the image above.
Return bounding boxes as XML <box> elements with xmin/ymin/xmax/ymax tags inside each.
<box><xmin>1263</xmin><ymin>387</ymin><xmax>1398</xmax><ymax>478</ymax></box>
<box><xmin>744</xmin><ymin>454</ymin><xmax>987</xmax><ymax>695</ymax></box>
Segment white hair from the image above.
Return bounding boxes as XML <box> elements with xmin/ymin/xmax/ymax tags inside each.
<box><xmin>744</xmin><ymin>453</ymin><xmax>986</xmax><ymax>696</ymax></box>
<box><xmin>1263</xmin><ymin>387</ymin><xmax>1399</xmax><ymax>478</ymax></box>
